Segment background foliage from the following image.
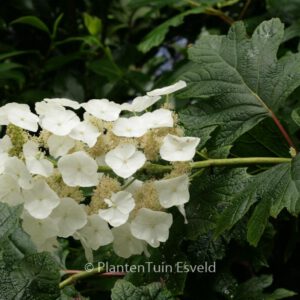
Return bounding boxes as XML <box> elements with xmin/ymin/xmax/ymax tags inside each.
<box><xmin>1</xmin><ymin>0</ymin><xmax>300</xmax><ymax>299</ymax></box>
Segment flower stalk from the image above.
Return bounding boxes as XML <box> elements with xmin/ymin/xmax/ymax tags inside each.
<box><xmin>59</xmin><ymin>267</ymin><xmax>105</xmax><ymax>289</ymax></box>
<box><xmin>98</xmin><ymin>157</ymin><xmax>291</xmax><ymax>174</ymax></box>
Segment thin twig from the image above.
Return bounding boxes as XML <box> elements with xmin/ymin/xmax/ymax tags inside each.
<box><xmin>239</xmin><ymin>0</ymin><xmax>252</xmax><ymax>20</ymax></box>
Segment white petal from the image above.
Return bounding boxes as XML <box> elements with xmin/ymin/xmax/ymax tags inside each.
<box><xmin>142</xmin><ymin>108</ymin><xmax>173</xmax><ymax>129</ymax></box>
<box><xmin>82</xmin><ymin>99</ymin><xmax>121</xmax><ymax>121</ymax></box>
<box><xmin>44</xmin><ymin>98</ymin><xmax>81</xmax><ymax>109</ymax></box>
<box><xmin>39</xmin><ymin>108</ymin><xmax>80</xmax><ymax>136</ymax></box>
<box><xmin>22</xmin><ymin>213</ymin><xmax>59</xmax><ymax>245</ymax></box>
<box><xmin>0</xmin><ymin>135</ymin><xmax>12</xmax><ymax>153</ymax></box>
<box><xmin>121</xmin><ymin>95</ymin><xmax>161</xmax><ymax>112</ymax></box>
<box><xmin>147</xmin><ymin>80</ymin><xmax>187</xmax><ymax>96</ymax></box>
<box><xmin>130</xmin><ymin>208</ymin><xmax>173</xmax><ymax>247</ymax></box>
<box><xmin>78</xmin><ymin>215</ymin><xmax>114</xmax><ymax>250</ymax></box>
<box><xmin>0</xmin><ymin>174</ymin><xmax>23</xmax><ymax>205</ymax></box>
<box><xmin>155</xmin><ymin>175</ymin><xmax>190</xmax><ymax>208</ymax></box>
<box><xmin>23</xmin><ymin>140</ymin><xmax>39</xmax><ymax>158</ymax></box>
<box><xmin>69</xmin><ymin>120</ymin><xmax>100</xmax><ymax>147</ymax></box>
<box><xmin>47</xmin><ymin>134</ymin><xmax>75</xmax><ymax>158</ymax></box>
<box><xmin>105</xmin><ymin>144</ymin><xmax>146</xmax><ymax>178</ymax></box>
<box><xmin>98</xmin><ymin>191</ymin><xmax>135</xmax><ymax>227</ymax></box>
<box><xmin>112</xmin><ymin>223</ymin><xmax>147</xmax><ymax>258</ymax></box>
<box><xmin>4</xmin><ymin>157</ymin><xmax>33</xmax><ymax>189</ymax></box>
<box><xmin>50</xmin><ymin>197</ymin><xmax>87</xmax><ymax>237</ymax></box>
<box><xmin>23</xmin><ymin>179</ymin><xmax>60</xmax><ymax>219</ymax></box>
<box><xmin>160</xmin><ymin>134</ymin><xmax>200</xmax><ymax>161</ymax></box>
<box><xmin>4</xmin><ymin>103</ymin><xmax>39</xmax><ymax>132</ymax></box>
<box><xmin>112</xmin><ymin>117</ymin><xmax>148</xmax><ymax>137</ymax></box>
<box><xmin>26</xmin><ymin>157</ymin><xmax>54</xmax><ymax>177</ymax></box>
<box><xmin>58</xmin><ymin>151</ymin><xmax>99</xmax><ymax>187</ymax></box>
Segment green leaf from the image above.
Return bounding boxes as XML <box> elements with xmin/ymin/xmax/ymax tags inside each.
<box><xmin>87</xmin><ymin>57</ymin><xmax>123</xmax><ymax>81</ymax></box>
<box><xmin>216</xmin><ymin>153</ymin><xmax>300</xmax><ymax>245</ymax></box>
<box><xmin>291</xmin><ymin>107</ymin><xmax>300</xmax><ymax>127</ymax></box>
<box><xmin>138</xmin><ymin>6</ymin><xmax>205</xmax><ymax>53</ymax></box>
<box><xmin>0</xmin><ymin>50</ymin><xmax>33</xmax><ymax>61</ymax></box>
<box><xmin>53</xmin><ymin>75</ymin><xmax>85</xmax><ymax>101</ymax></box>
<box><xmin>111</xmin><ymin>280</ymin><xmax>175</xmax><ymax>300</ymax></box>
<box><xmin>187</xmin><ymin>234</ymin><xmax>226</xmax><ymax>264</ymax></box>
<box><xmin>265</xmin><ymin>288</ymin><xmax>297</xmax><ymax>300</ymax></box>
<box><xmin>186</xmin><ymin>168</ymin><xmax>251</xmax><ymax>239</ymax></box>
<box><xmin>0</xmin><ymin>70</ymin><xmax>26</xmax><ymax>87</ymax></box>
<box><xmin>1</xmin><ymin>227</ymin><xmax>36</xmax><ymax>267</ymax></box>
<box><xmin>11</xmin><ymin>16</ymin><xmax>50</xmax><ymax>35</ymax></box>
<box><xmin>235</xmin><ymin>275</ymin><xmax>296</xmax><ymax>300</ymax></box>
<box><xmin>234</xmin><ymin>275</ymin><xmax>273</xmax><ymax>299</ymax></box>
<box><xmin>247</xmin><ymin>195</ymin><xmax>272</xmax><ymax>246</ymax></box>
<box><xmin>128</xmin><ymin>0</ymin><xmax>179</xmax><ymax>9</ymax></box>
<box><xmin>0</xmin><ymin>203</ymin><xmax>60</xmax><ymax>300</ymax></box>
<box><xmin>51</xmin><ymin>13</ymin><xmax>64</xmax><ymax>40</ymax></box>
<box><xmin>232</xmin><ymin>119</ymin><xmax>290</xmax><ymax>158</ymax></box>
<box><xmin>0</xmin><ymin>62</ymin><xmax>24</xmax><ymax>73</ymax></box>
<box><xmin>44</xmin><ymin>52</ymin><xmax>84</xmax><ymax>72</ymax></box>
<box><xmin>179</xmin><ymin>19</ymin><xmax>300</xmax><ymax>155</ymax></box>
<box><xmin>283</xmin><ymin>21</ymin><xmax>300</xmax><ymax>42</ymax></box>
<box><xmin>83</xmin><ymin>12</ymin><xmax>102</xmax><ymax>36</ymax></box>
<box><xmin>267</xmin><ymin>0</ymin><xmax>300</xmax><ymax>23</ymax></box>
<box><xmin>0</xmin><ymin>202</ymin><xmax>22</xmax><ymax>242</ymax></box>
<box><xmin>7</xmin><ymin>252</ymin><xmax>60</xmax><ymax>300</ymax></box>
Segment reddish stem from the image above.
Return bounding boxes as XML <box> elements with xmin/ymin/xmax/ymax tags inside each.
<box><xmin>270</xmin><ymin>111</ymin><xmax>297</xmax><ymax>151</ymax></box>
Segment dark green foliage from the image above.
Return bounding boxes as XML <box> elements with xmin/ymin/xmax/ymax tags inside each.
<box><xmin>1</xmin><ymin>1</ymin><xmax>300</xmax><ymax>300</ymax></box>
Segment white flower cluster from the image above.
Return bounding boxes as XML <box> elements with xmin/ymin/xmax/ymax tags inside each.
<box><xmin>0</xmin><ymin>80</ymin><xmax>200</xmax><ymax>259</ymax></box>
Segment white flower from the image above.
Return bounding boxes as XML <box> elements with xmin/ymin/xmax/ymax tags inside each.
<box><xmin>44</xmin><ymin>98</ymin><xmax>81</xmax><ymax>110</ymax></box>
<box><xmin>0</xmin><ymin>153</ymin><xmax>9</xmax><ymax>174</ymax></box>
<box><xmin>112</xmin><ymin>116</ymin><xmax>148</xmax><ymax>137</ymax></box>
<box><xmin>69</xmin><ymin>120</ymin><xmax>100</xmax><ymax>147</ymax></box>
<box><xmin>0</xmin><ymin>103</ymin><xmax>39</xmax><ymax>132</ymax></box>
<box><xmin>121</xmin><ymin>95</ymin><xmax>161</xmax><ymax>112</ymax></box>
<box><xmin>112</xmin><ymin>223</ymin><xmax>147</xmax><ymax>258</ymax></box>
<box><xmin>154</xmin><ymin>175</ymin><xmax>190</xmax><ymax>208</ymax></box>
<box><xmin>105</xmin><ymin>144</ymin><xmax>146</xmax><ymax>178</ymax></box>
<box><xmin>130</xmin><ymin>208</ymin><xmax>173</xmax><ymax>248</ymax></box>
<box><xmin>23</xmin><ymin>179</ymin><xmax>60</xmax><ymax>219</ymax></box>
<box><xmin>0</xmin><ymin>106</ymin><xmax>9</xmax><ymax>125</ymax></box>
<box><xmin>0</xmin><ymin>174</ymin><xmax>23</xmax><ymax>205</ymax></box>
<box><xmin>0</xmin><ymin>136</ymin><xmax>12</xmax><ymax>174</ymax></box>
<box><xmin>23</xmin><ymin>141</ymin><xmax>53</xmax><ymax>177</ymax></box>
<box><xmin>50</xmin><ymin>197</ymin><xmax>87</xmax><ymax>237</ymax></box>
<box><xmin>47</xmin><ymin>134</ymin><xmax>75</xmax><ymax>158</ymax></box>
<box><xmin>147</xmin><ymin>80</ymin><xmax>187</xmax><ymax>96</ymax></box>
<box><xmin>35</xmin><ymin>101</ymin><xmax>65</xmax><ymax>116</ymax></box>
<box><xmin>77</xmin><ymin>215</ymin><xmax>114</xmax><ymax>250</ymax></box>
<box><xmin>4</xmin><ymin>157</ymin><xmax>33</xmax><ymax>189</ymax></box>
<box><xmin>98</xmin><ymin>191</ymin><xmax>135</xmax><ymax>227</ymax></box>
<box><xmin>39</xmin><ymin>107</ymin><xmax>80</xmax><ymax>136</ymax></box>
<box><xmin>160</xmin><ymin>134</ymin><xmax>200</xmax><ymax>161</ymax></box>
<box><xmin>0</xmin><ymin>135</ymin><xmax>12</xmax><ymax>153</ymax></box>
<box><xmin>82</xmin><ymin>99</ymin><xmax>121</xmax><ymax>121</ymax></box>
<box><xmin>142</xmin><ymin>108</ymin><xmax>173</xmax><ymax>129</ymax></box>
<box><xmin>58</xmin><ymin>151</ymin><xmax>99</xmax><ymax>187</ymax></box>
<box><xmin>22</xmin><ymin>212</ymin><xmax>59</xmax><ymax>246</ymax></box>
